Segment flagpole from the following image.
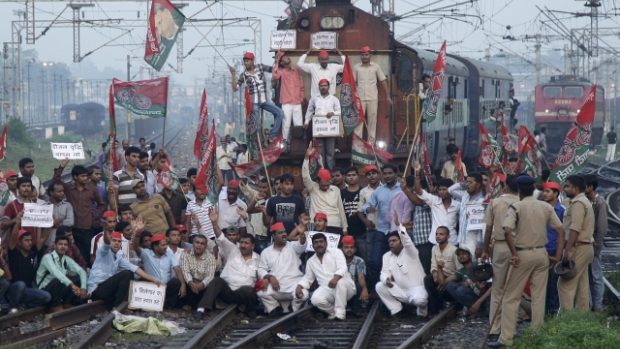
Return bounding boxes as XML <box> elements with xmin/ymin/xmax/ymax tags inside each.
<box><xmin>161</xmin><ymin>117</ymin><xmax>167</xmax><ymax>150</ymax></box>
<box><xmin>255</xmin><ymin>123</ymin><xmax>274</xmax><ymax>197</ymax></box>
<box><xmin>404</xmin><ymin>98</ymin><xmax>422</xmax><ymax>177</ymax></box>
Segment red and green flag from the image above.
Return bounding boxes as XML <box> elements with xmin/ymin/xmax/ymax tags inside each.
<box><xmin>113</xmin><ymin>77</ymin><xmax>169</xmax><ymax>117</ymax></box>
<box><xmin>107</xmin><ymin>84</ymin><xmax>120</xmax><ymax>174</ymax></box>
<box><xmin>420</xmin><ymin>132</ymin><xmax>434</xmax><ymax>188</ymax></box>
<box><xmin>340</xmin><ymin>56</ymin><xmax>365</xmax><ymax>136</ymax></box>
<box><xmin>0</xmin><ymin>125</ymin><xmax>7</xmax><ymax>161</ymax></box>
<box><xmin>423</xmin><ymin>41</ymin><xmax>446</xmax><ymax>124</ymax></box>
<box><xmin>144</xmin><ymin>0</ymin><xmax>186</xmax><ymax>71</ymax></box>
<box><xmin>479</xmin><ymin>123</ymin><xmax>503</xmax><ymax>172</ymax></box>
<box><xmin>454</xmin><ymin>149</ymin><xmax>465</xmax><ymax>182</ymax></box>
<box><xmin>195</xmin><ymin>120</ymin><xmax>218</xmax><ymax>204</ymax></box>
<box><xmin>232</xmin><ymin>135</ymin><xmax>285</xmax><ymax>178</ymax></box>
<box><xmin>351</xmin><ymin>133</ymin><xmax>393</xmax><ymax>166</ymax></box>
<box><xmin>518</xmin><ymin>126</ymin><xmax>543</xmax><ymax>178</ymax></box>
<box><xmin>194</xmin><ymin>89</ymin><xmax>210</xmax><ymax>159</ymax></box>
<box><xmin>550</xmin><ymin>85</ymin><xmax>597</xmax><ymax>183</ymax></box>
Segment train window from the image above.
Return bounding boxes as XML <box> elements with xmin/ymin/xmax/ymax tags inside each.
<box><xmin>564</xmin><ymin>86</ymin><xmax>584</xmax><ymax>98</ymax></box>
<box><xmin>396</xmin><ymin>52</ymin><xmax>413</xmax><ymax>93</ymax></box>
<box><xmin>463</xmin><ymin>79</ymin><xmax>468</xmax><ymax>98</ymax></box>
<box><xmin>543</xmin><ymin>86</ymin><xmax>562</xmax><ymax>98</ymax></box>
<box><xmin>481</xmin><ymin>79</ymin><xmax>485</xmax><ymax>98</ymax></box>
<box><xmin>448</xmin><ymin>77</ymin><xmax>454</xmax><ymax>99</ymax></box>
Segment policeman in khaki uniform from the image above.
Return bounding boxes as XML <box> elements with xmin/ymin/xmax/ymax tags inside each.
<box><xmin>480</xmin><ymin>175</ymin><xmax>519</xmax><ymax>341</ymax></box>
<box><xmin>558</xmin><ymin>175</ymin><xmax>595</xmax><ymax>311</ymax></box>
<box><xmin>488</xmin><ymin>175</ymin><xmax>565</xmax><ymax>348</ymax></box>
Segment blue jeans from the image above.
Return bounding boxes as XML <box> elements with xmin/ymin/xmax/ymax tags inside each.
<box><xmin>355</xmin><ymin>229</ymin><xmax>374</xmax><ymax>265</ymax></box>
<box><xmin>7</xmin><ymin>281</ymin><xmax>51</xmax><ymax>308</ymax></box>
<box><xmin>589</xmin><ymin>255</ymin><xmax>604</xmax><ymax>310</ymax></box>
<box><xmin>252</xmin><ymin>101</ymin><xmax>284</xmax><ymax>140</ymax></box>
<box><xmin>368</xmin><ymin>230</ymin><xmax>389</xmax><ymax>290</ymax></box>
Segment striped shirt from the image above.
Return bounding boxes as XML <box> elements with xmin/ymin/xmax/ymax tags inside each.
<box><xmin>113</xmin><ymin>168</ymin><xmax>144</xmax><ymax>205</ymax></box>
<box><xmin>130</xmin><ymin>194</ymin><xmax>171</xmax><ymax>235</ymax></box>
<box><xmin>186</xmin><ymin>199</ymin><xmax>215</xmax><ymax>238</ymax></box>
<box><xmin>236</xmin><ymin>64</ymin><xmax>273</xmax><ymax>104</ymax></box>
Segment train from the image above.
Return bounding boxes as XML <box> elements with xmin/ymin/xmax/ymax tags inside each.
<box><xmin>61</xmin><ymin>102</ymin><xmax>107</xmax><ymax>136</ymax></box>
<box><xmin>268</xmin><ymin>0</ymin><xmax>513</xmax><ymax>177</ymax></box>
<box><xmin>534</xmin><ymin>75</ymin><xmax>606</xmax><ymax>154</ymax></box>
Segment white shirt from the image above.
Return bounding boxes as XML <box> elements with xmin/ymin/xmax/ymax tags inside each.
<box><xmin>298</xmin><ymin>248</ymin><xmax>353</xmax><ymax>289</ymax></box>
<box><xmin>216</xmin><ymin>233</ymin><xmax>259</xmax><ymax>291</ymax></box>
<box><xmin>304</xmin><ymin>94</ymin><xmax>341</xmax><ymax>127</ymax></box>
<box><xmin>216</xmin><ymin>145</ymin><xmax>234</xmax><ymax>170</ymax></box>
<box><xmin>258</xmin><ymin>241</ymin><xmax>306</xmax><ymax>292</ymax></box>
<box><xmin>358</xmin><ymin>184</ymin><xmax>379</xmax><ymax>225</ymax></box>
<box><xmin>297</xmin><ymin>53</ymin><xmax>345</xmax><ymax>97</ymax></box>
<box><xmin>380</xmin><ymin>228</ymin><xmax>426</xmax><ymax>289</ymax></box>
<box><xmin>217</xmin><ymin>188</ymin><xmax>248</xmax><ymax>230</ymax></box>
<box><xmin>141</xmin><ymin>169</ymin><xmax>158</xmax><ymax>196</ymax></box>
<box><xmin>236</xmin><ymin>152</ymin><xmax>248</xmax><ymax>165</ymax></box>
<box><xmin>167</xmin><ymin>246</ymin><xmax>186</xmax><ymax>265</ymax></box>
<box><xmin>418</xmin><ymin>190</ymin><xmax>460</xmax><ymax>245</ymax></box>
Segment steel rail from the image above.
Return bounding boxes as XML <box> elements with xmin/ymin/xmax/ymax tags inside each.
<box><xmin>351</xmin><ymin>302</ymin><xmax>380</xmax><ymax>349</ymax></box>
<box><xmin>72</xmin><ymin>301</ymin><xmax>128</xmax><ymax>349</ymax></box>
<box><xmin>182</xmin><ymin>305</ymin><xmax>237</xmax><ymax>349</ymax></box>
<box><xmin>47</xmin><ymin>300</ymin><xmax>107</xmax><ymax>330</ymax></box>
<box><xmin>1</xmin><ymin>329</ymin><xmax>67</xmax><ymax>349</ymax></box>
<box><xmin>0</xmin><ymin>306</ymin><xmax>46</xmax><ymax>330</ymax></box>
<box><xmin>396</xmin><ymin>306</ymin><xmax>457</xmax><ymax>349</ymax></box>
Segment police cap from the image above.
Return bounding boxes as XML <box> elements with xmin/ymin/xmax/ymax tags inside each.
<box><xmin>516</xmin><ymin>175</ymin><xmax>535</xmax><ymax>186</ymax></box>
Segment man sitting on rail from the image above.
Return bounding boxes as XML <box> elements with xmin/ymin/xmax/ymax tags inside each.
<box><xmin>257</xmin><ymin>222</ymin><xmax>308</xmax><ymax>316</ymax></box>
<box><xmin>376</xmin><ymin>215</ymin><xmax>428</xmax><ymax>318</ymax></box>
<box><xmin>35</xmin><ymin>235</ymin><xmax>88</xmax><ymax>309</ymax></box>
<box><xmin>295</xmin><ymin>233</ymin><xmax>356</xmax><ymax>320</ymax></box>
<box><xmin>179</xmin><ymin>234</ymin><xmax>218</xmax><ymax>320</ymax></box>
<box><xmin>88</xmin><ymin>230</ymin><xmax>159</xmax><ymax>309</ymax></box>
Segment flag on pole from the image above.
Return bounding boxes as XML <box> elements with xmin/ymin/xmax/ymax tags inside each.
<box><xmin>479</xmin><ymin>123</ymin><xmax>502</xmax><ymax>170</ymax></box>
<box><xmin>144</xmin><ymin>0</ymin><xmax>186</xmax><ymax>71</ymax></box>
<box><xmin>518</xmin><ymin>126</ymin><xmax>543</xmax><ymax>177</ymax></box>
<box><xmin>108</xmin><ymin>85</ymin><xmax>120</xmax><ymax>173</ymax></box>
<box><xmin>156</xmin><ymin>161</ymin><xmax>180</xmax><ymax>191</ymax></box>
<box><xmin>423</xmin><ymin>41</ymin><xmax>446</xmax><ymax>124</ymax></box>
<box><xmin>340</xmin><ymin>56</ymin><xmax>365</xmax><ymax>135</ymax></box>
<box><xmin>0</xmin><ymin>125</ymin><xmax>8</xmax><ymax>161</ymax></box>
<box><xmin>484</xmin><ymin>171</ymin><xmax>506</xmax><ymax>203</ymax></box>
<box><xmin>420</xmin><ymin>132</ymin><xmax>434</xmax><ymax>188</ymax></box>
<box><xmin>454</xmin><ymin>149</ymin><xmax>465</xmax><ymax>182</ymax></box>
<box><xmin>195</xmin><ymin>120</ymin><xmax>218</xmax><ymax>203</ymax></box>
<box><xmin>308</xmin><ymin>138</ymin><xmax>323</xmax><ymax>178</ymax></box>
<box><xmin>231</xmin><ymin>135</ymin><xmax>285</xmax><ymax>178</ymax></box>
<box><xmin>351</xmin><ymin>133</ymin><xmax>393</xmax><ymax>166</ymax></box>
<box><xmin>113</xmin><ymin>77</ymin><xmax>169</xmax><ymax>118</ymax></box>
<box><xmin>194</xmin><ymin>89</ymin><xmax>210</xmax><ymax>159</ymax></box>
<box><xmin>549</xmin><ymin>85</ymin><xmax>597</xmax><ymax>183</ymax></box>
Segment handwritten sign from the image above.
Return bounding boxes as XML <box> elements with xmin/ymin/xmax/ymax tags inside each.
<box><xmin>22</xmin><ymin>203</ymin><xmax>54</xmax><ymax>228</ymax></box>
<box><xmin>465</xmin><ymin>203</ymin><xmax>486</xmax><ymax>231</ymax></box>
<box><xmin>310</xmin><ymin>32</ymin><xmax>337</xmax><ymax>50</ymax></box>
<box><xmin>270</xmin><ymin>30</ymin><xmax>296</xmax><ymax>50</ymax></box>
<box><xmin>128</xmin><ymin>281</ymin><xmax>166</xmax><ymax>312</ymax></box>
<box><xmin>51</xmin><ymin>142</ymin><xmax>85</xmax><ymax>160</ymax></box>
<box><xmin>312</xmin><ymin>116</ymin><xmax>340</xmax><ymax>137</ymax></box>
<box><xmin>306</xmin><ymin>231</ymin><xmax>341</xmax><ymax>252</ymax></box>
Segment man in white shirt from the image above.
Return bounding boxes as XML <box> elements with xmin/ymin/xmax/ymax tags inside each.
<box><xmin>217</xmin><ymin>180</ymin><xmax>248</xmax><ymax>234</ymax></box>
<box><xmin>304</xmin><ymin>79</ymin><xmax>342</xmax><ymax>170</ymax></box>
<box><xmin>376</xmin><ymin>226</ymin><xmax>428</xmax><ymax>317</ymax></box>
<box><xmin>297</xmin><ymin>49</ymin><xmax>345</xmax><ymax>98</ymax></box>
<box><xmin>295</xmin><ymin>233</ymin><xmax>355</xmax><ymax>320</ymax></box>
<box><xmin>257</xmin><ymin>222</ymin><xmax>308</xmax><ymax>315</ymax></box>
<box><xmin>216</xmin><ymin>137</ymin><xmax>235</xmax><ymax>182</ymax></box>
<box><xmin>185</xmin><ymin>184</ymin><xmax>215</xmax><ymax>239</ymax></box>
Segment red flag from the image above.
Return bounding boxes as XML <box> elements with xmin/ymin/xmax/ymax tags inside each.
<box><xmin>232</xmin><ymin>135</ymin><xmax>285</xmax><ymax>178</ymax></box>
<box><xmin>144</xmin><ymin>0</ymin><xmax>185</xmax><ymax>71</ymax></box>
<box><xmin>423</xmin><ymin>41</ymin><xmax>446</xmax><ymax>123</ymax></box>
<box><xmin>518</xmin><ymin>125</ymin><xmax>542</xmax><ymax>177</ymax></box>
<box><xmin>454</xmin><ymin>149</ymin><xmax>465</xmax><ymax>182</ymax></box>
<box><xmin>351</xmin><ymin>133</ymin><xmax>393</xmax><ymax>165</ymax></box>
<box><xmin>195</xmin><ymin>120</ymin><xmax>217</xmax><ymax>193</ymax></box>
<box><xmin>145</xmin><ymin>0</ymin><xmax>161</xmax><ymax>58</ymax></box>
<box><xmin>0</xmin><ymin>125</ymin><xmax>7</xmax><ymax>161</ymax></box>
<box><xmin>194</xmin><ymin>89</ymin><xmax>209</xmax><ymax>159</ymax></box>
<box><xmin>112</xmin><ymin>77</ymin><xmax>169</xmax><ymax>118</ymax></box>
<box><xmin>340</xmin><ymin>56</ymin><xmax>365</xmax><ymax>135</ymax></box>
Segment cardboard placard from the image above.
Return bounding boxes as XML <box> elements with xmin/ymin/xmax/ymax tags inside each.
<box><xmin>465</xmin><ymin>203</ymin><xmax>486</xmax><ymax>231</ymax></box>
<box><xmin>312</xmin><ymin>116</ymin><xmax>340</xmax><ymax>137</ymax></box>
<box><xmin>21</xmin><ymin>203</ymin><xmax>54</xmax><ymax>228</ymax></box>
<box><xmin>51</xmin><ymin>142</ymin><xmax>85</xmax><ymax>160</ymax></box>
<box><xmin>270</xmin><ymin>30</ymin><xmax>297</xmax><ymax>50</ymax></box>
<box><xmin>128</xmin><ymin>280</ymin><xmax>166</xmax><ymax>312</ymax></box>
<box><xmin>306</xmin><ymin>231</ymin><xmax>341</xmax><ymax>252</ymax></box>
<box><xmin>310</xmin><ymin>32</ymin><xmax>338</xmax><ymax>49</ymax></box>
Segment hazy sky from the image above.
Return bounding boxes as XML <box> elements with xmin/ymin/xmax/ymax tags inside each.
<box><xmin>0</xmin><ymin>0</ymin><xmax>618</xmax><ymax>86</ymax></box>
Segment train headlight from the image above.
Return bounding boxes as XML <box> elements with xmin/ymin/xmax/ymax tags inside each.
<box><xmin>320</xmin><ymin>16</ymin><xmax>345</xmax><ymax>30</ymax></box>
<box><xmin>545</xmin><ymin>109</ymin><xmax>549</xmax><ymax>113</ymax></box>
<box><xmin>377</xmin><ymin>140</ymin><xmax>386</xmax><ymax>150</ymax></box>
<box><xmin>577</xmin><ymin>109</ymin><xmax>581</xmax><ymax>113</ymax></box>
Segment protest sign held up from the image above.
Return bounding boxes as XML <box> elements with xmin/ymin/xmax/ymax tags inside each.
<box><xmin>51</xmin><ymin>143</ymin><xmax>85</xmax><ymax>160</ymax></box>
<box><xmin>22</xmin><ymin>203</ymin><xmax>54</xmax><ymax>228</ymax></box>
<box><xmin>128</xmin><ymin>281</ymin><xmax>166</xmax><ymax>312</ymax></box>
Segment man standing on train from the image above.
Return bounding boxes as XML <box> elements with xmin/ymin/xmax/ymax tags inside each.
<box><xmin>297</xmin><ymin>49</ymin><xmax>345</xmax><ymax>98</ymax></box>
<box><xmin>354</xmin><ymin>46</ymin><xmax>391</xmax><ymax>144</ymax></box>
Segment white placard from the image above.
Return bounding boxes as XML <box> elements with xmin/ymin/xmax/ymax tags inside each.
<box><xmin>270</xmin><ymin>30</ymin><xmax>297</xmax><ymax>50</ymax></box>
<box><xmin>310</xmin><ymin>32</ymin><xmax>338</xmax><ymax>50</ymax></box>
<box><xmin>465</xmin><ymin>203</ymin><xmax>486</xmax><ymax>231</ymax></box>
<box><xmin>312</xmin><ymin>116</ymin><xmax>340</xmax><ymax>137</ymax></box>
<box><xmin>22</xmin><ymin>203</ymin><xmax>54</xmax><ymax>228</ymax></box>
<box><xmin>51</xmin><ymin>142</ymin><xmax>85</xmax><ymax>160</ymax></box>
<box><xmin>306</xmin><ymin>231</ymin><xmax>341</xmax><ymax>252</ymax></box>
<box><xmin>128</xmin><ymin>281</ymin><xmax>166</xmax><ymax>312</ymax></box>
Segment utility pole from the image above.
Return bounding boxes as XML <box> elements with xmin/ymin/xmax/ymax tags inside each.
<box><xmin>126</xmin><ymin>54</ymin><xmax>131</xmax><ymax>141</ymax></box>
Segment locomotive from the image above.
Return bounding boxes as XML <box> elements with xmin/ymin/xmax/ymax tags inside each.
<box><xmin>269</xmin><ymin>0</ymin><xmax>513</xmax><ymax>177</ymax></box>
<box><xmin>61</xmin><ymin>102</ymin><xmax>106</xmax><ymax>136</ymax></box>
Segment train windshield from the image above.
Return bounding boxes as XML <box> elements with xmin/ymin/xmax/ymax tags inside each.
<box><xmin>564</xmin><ymin>86</ymin><xmax>584</xmax><ymax>98</ymax></box>
<box><xmin>543</xmin><ymin>86</ymin><xmax>562</xmax><ymax>98</ymax></box>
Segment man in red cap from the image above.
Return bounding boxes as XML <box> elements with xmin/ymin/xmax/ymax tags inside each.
<box><xmin>216</xmin><ymin>179</ymin><xmax>248</xmax><ymax>235</ymax></box>
<box><xmin>541</xmin><ymin>180</ymin><xmax>565</xmax><ymax>315</ymax></box>
<box><xmin>229</xmin><ymin>51</ymin><xmax>284</xmax><ymax>144</ymax></box>
<box><xmin>354</xmin><ymin>46</ymin><xmax>391</xmax><ymax>143</ymax></box>
<box><xmin>0</xmin><ymin>170</ymin><xmax>18</xmax><ymax>217</ymax></box>
<box><xmin>298</xmin><ymin>48</ymin><xmax>345</xmax><ymax>98</ymax></box>
<box><xmin>341</xmin><ymin>235</ymin><xmax>369</xmax><ymax>316</ymax></box>
<box><xmin>302</xmin><ymin>143</ymin><xmax>348</xmax><ymax>235</ymax></box>
<box><xmin>304</xmin><ymin>79</ymin><xmax>341</xmax><ymax>170</ymax></box>
<box><xmin>257</xmin><ymin>222</ymin><xmax>308</xmax><ymax>316</ymax></box>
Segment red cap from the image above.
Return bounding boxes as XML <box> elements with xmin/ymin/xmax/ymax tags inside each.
<box><xmin>342</xmin><ymin>235</ymin><xmax>355</xmax><ymax>246</ymax></box>
<box><xmin>318</xmin><ymin>78</ymin><xmax>330</xmax><ymax>86</ymax></box>
<box><xmin>314</xmin><ymin>212</ymin><xmax>327</xmax><ymax>221</ymax></box>
<box><xmin>270</xmin><ymin>222</ymin><xmax>285</xmax><ymax>233</ymax></box>
<box><xmin>195</xmin><ymin>184</ymin><xmax>207</xmax><ymax>193</ymax></box>
<box><xmin>317</xmin><ymin>168</ymin><xmax>331</xmax><ymax>182</ymax></box>
<box><xmin>364</xmin><ymin>165</ymin><xmax>379</xmax><ymax>174</ymax></box>
<box><xmin>318</xmin><ymin>50</ymin><xmax>329</xmax><ymax>58</ymax></box>
<box><xmin>176</xmin><ymin>224</ymin><xmax>187</xmax><ymax>232</ymax></box>
<box><xmin>110</xmin><ymin>231</ymin><xmax>123</xmax><ymax>240</ymax></box>
<box><xmin>543</xmin><ymin>181</ymin><xmax>562</xmax><ymax>191</ymax></box>
<box><xmin>243</xmin><ymin>52</ymin><xmax>255</xmax><ymax>60</ymax></box>
<box><xmin>17</xmin><ymin>229</ymin><xmax>30</xmax><ymax>240</ymax></box>
<box><xmin>360</xmin><ymin>46</ymin><xmax>371</xmax><ymax>53</ymax></box>
<box><xmin>150</xmin><ymin>234</ymin><xmax>166</xmax><ymax>243</ymax></box>
<box><xmin>228</xmin><ymin>179</ymin><xmax>240</xmax><ymax>188</ymax></box>
<box><xmin>102</xmin><ymin>210</ymin><xmax>116</xmax><ymax>219</ymax></box>
<box><xmin>4</xmin><ymin>170</ymin><xmax>17</xmax><ymax>178</ymax></box>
